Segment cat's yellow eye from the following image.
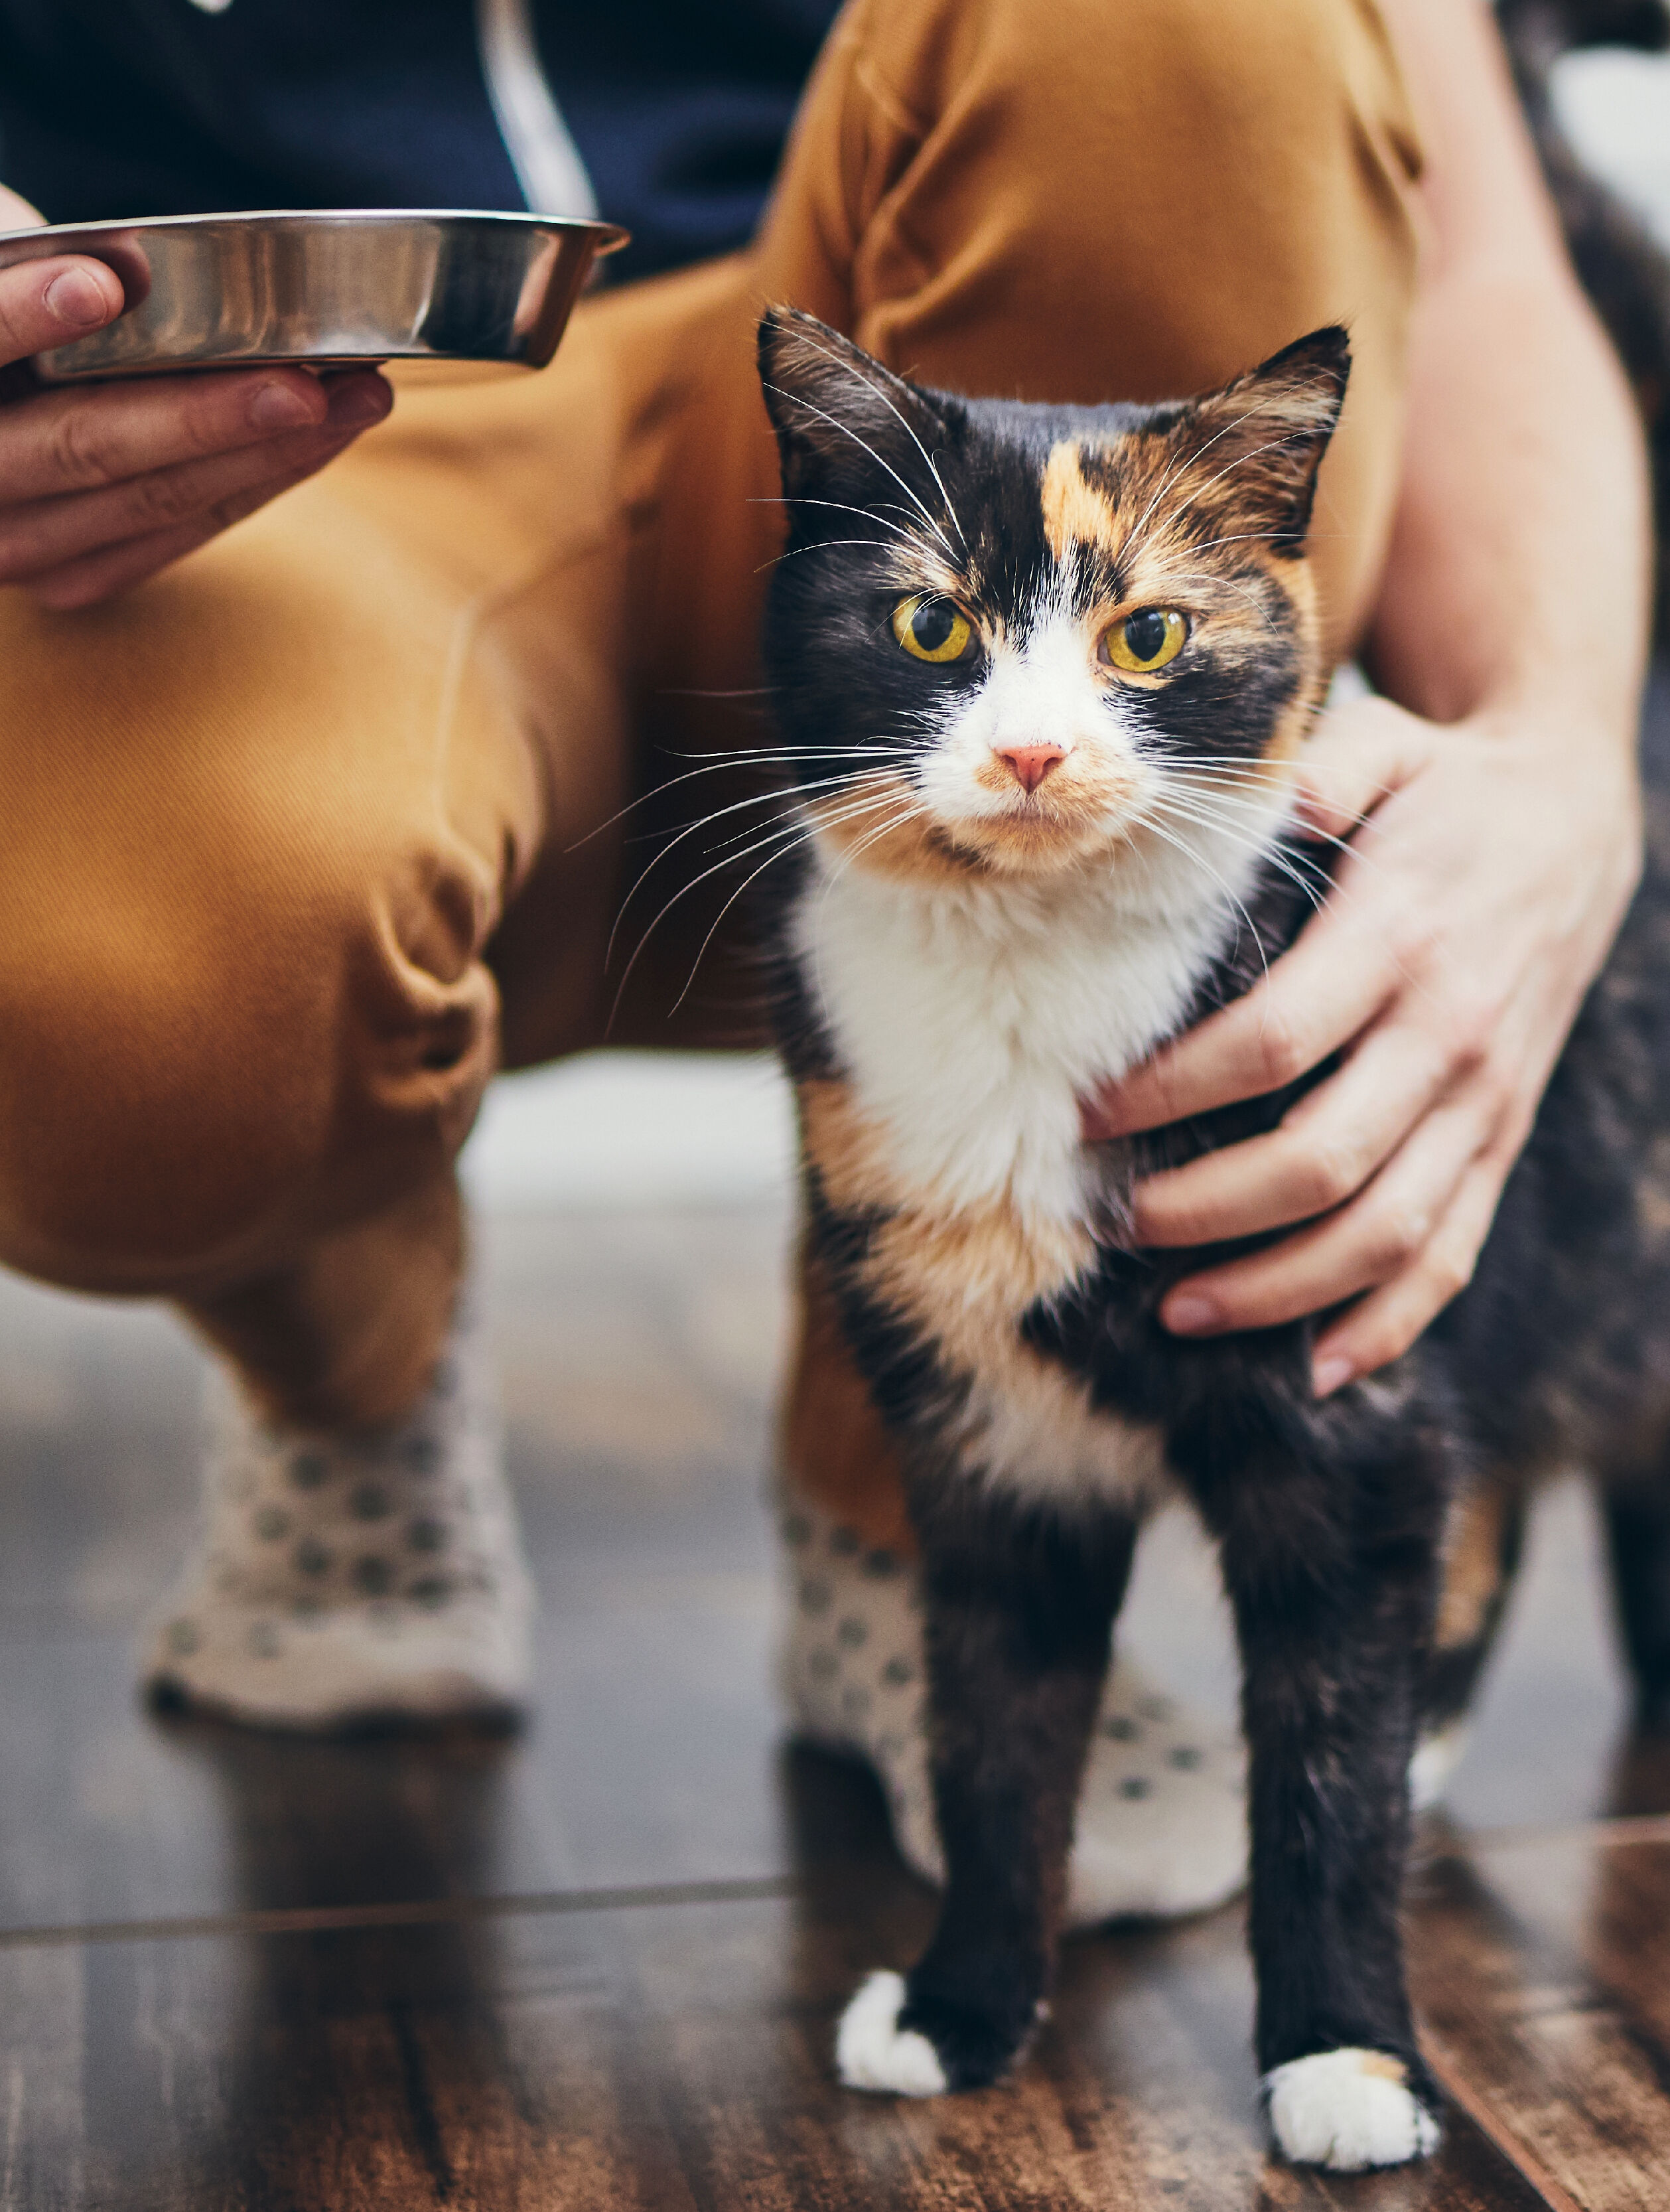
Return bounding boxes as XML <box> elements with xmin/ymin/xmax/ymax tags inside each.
<box><xmin>892</xmin><ymin>595</ymin><xmax>975</xmax><ymax>665</ymax></box>
<box><xmin>1100</xmin><ymin>608</ymin><xmax>1188</xmax><ymax>675</ymax></box>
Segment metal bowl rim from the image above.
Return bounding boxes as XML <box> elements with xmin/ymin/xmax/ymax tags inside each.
<box><xmin>0</xmin><ymin>208</ymin><xmax>629</xmax><ymax>252</ymax></box>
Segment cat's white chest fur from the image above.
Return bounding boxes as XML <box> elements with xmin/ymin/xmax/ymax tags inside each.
<box><xmin>792</xmin><ymin>841</ymin><xmax>1250</xmax><ymax>1512</ymax></box>
<box><xmin>794</xmin><ymin>843</ymin><xmax>1241</xmax><ymax>1232</ymax></box>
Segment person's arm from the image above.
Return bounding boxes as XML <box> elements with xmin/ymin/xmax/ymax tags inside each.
<box><xmin>1081</xmin><ymin>0</ymin><xmax>1651</xmax><ymax>1395</ymax></box>
<box><xmin>0</xmin><ymin>186</ymin><xmax>392</xmax><ymax>607</ymax></box>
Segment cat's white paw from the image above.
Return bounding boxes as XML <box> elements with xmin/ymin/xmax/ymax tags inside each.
<box><xmin>836</xmin><ymin>1970</ymin><xmax>949</xmax><ymax>2096</ymax></box>
<box><xmin>1263</xmin><ymin>2048</ymin><xmax>1441</xmax><ymax>2170</ymax></box>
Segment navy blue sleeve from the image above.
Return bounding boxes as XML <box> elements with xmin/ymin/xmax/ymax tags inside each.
<box><xmin>0</xmin><ymin>0</ymin><xmax>843</xmax><ymax>282</ymax></box>
<box><xmin>0</xmin><ymin>0</ymin><xmax>526</xmax><ymax>224</ymax></box>
<box><xmin>535</xmin><ymin>0</ymin><xmax>838</xmax><ymax>279</ymax></box>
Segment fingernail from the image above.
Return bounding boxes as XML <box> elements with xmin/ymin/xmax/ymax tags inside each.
<box><xmin>1164</xmin><ymin>1293</ymin><xmax>1220</xmax><ymax>1336</ymax></box>
<box><xmin>44</xmin><ymin>266</ymin><xmax>113</xmax><ymax>329</ymax></box>
<box><xmin>327</xmin><ymin>376</ymin><xmax>392</xmax><ymax>429</ymax></box>
<box><xmin>246</xmin><ymin>380</ymin><xmax>318</xmax><ymax>432</ymax></box>
<box><xmin>1312</xmin><ymin>1355</ymin><xmax>1355</xmax><ymax>1398</ymax></box>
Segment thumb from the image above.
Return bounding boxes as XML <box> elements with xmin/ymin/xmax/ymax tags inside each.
<box><xmin>0</xmin><ymin>187</ymin><xmax>45</xmax><ymax>231</ymax></box>
<box><xmin>0</xmin><ymin>194</ymin><xmax>125</xmax><ymax>376</ymax></box>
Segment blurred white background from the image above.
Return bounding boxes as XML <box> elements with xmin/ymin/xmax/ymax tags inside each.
<box><xmin>1557</xmin><ymin>41</ymin><xmax>1670</xmax><ymax>246</ymax></box>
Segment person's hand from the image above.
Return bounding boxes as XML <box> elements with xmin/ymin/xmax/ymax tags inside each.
<box><xmin>0</xmin><ymin>185</ymin><xmax>392</xmax><ymax>607</ymax></box>
<box><xmin>1080</xmin><ymin>692</ymin><xmax>1642</xmax><ymax>1394</ymax></box>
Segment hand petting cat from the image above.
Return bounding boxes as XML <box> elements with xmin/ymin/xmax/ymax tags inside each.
<box><xmin>1083</xmin><ymin>694</ymin><xmax>1642</xmax><ymax>1394</ymax></box>
<box><xmin>0</xmin><ymin>183</ymin><xmax>391</xmax><ymax>609</ymax></box>
<box><xmin>1081</xmin><ymin>0</ymin><xmax>1651</xmax><ymax>1398</ymax></box>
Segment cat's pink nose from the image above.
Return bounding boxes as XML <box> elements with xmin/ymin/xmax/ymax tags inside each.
<box><xmin>995</xmin><ymin>743</ymin><xmax>1066</xmax><ymax>793</ymax></box>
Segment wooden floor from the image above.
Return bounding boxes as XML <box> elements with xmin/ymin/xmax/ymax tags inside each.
<box><xmin>1</xmin><ymin>1199</ymin><xmax>1667</xmax><ymax>2210</ymax></box>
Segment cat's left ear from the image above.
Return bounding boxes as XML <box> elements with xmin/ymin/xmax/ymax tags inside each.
<box><xmin>1180</xmin><ymin>326</ymin><xmax>1351</xmax><ymax>554</ymax></box>
<box><xmin>758</xmin><ymin>305</ymin><xmax>951</xmax><ymax>498</ymax></box>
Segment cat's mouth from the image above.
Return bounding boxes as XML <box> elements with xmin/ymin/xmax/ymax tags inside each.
<box><xmin>943</xmin><ymin>748</ymin><xmax>1148</xmax><ymax>872</ymax></box>
<box><xmin>807</xmin><ymin>759</ymin><xmax>1149</xmax><ymax>883</ymax></box>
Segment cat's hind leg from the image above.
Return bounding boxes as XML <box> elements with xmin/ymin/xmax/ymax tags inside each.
<box><xmin>1412</xmin><ymin>1469</ymin><xmax>1528</xmax><ymax>1805</ymax></box>
<box><xmin>837</xmin><ymin>1497</ymin><xmax>1135</xmax><ymax>2094</ymax></box>
<box><xmin>1603</xmin><ymin>1471</ymin><xmax>1670</xmax><ymax>1733</ymax></box>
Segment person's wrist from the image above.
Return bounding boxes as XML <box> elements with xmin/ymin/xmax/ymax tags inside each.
<box><xmin>1451</xmin><ymin>698</ymin><xmax>1645</xmax><ymax>964</ymax></box>
<box><xmin>1454</xmin><ymin>690</ymin><xmax>1643</xmax><ymax>834</ymax></box>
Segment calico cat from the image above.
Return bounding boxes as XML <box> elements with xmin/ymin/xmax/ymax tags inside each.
<box><xmin>752</xmin><ymin>303</ymin><xmax>1670</xmax><ymax>2171</ymax></box>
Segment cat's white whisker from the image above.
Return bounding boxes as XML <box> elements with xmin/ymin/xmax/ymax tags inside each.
<box><xmin>1150</xmin><ymin>759</ymin><xmax>1402</xmax><ymax>887</ymax></box>
<box><xmin>661</xmin><ymin>742</ymin><xmax>922</xmax><ymax>767</ymax></box>
<box><xmin>1124</xmin><ymin>802</ymin><xmax>1276</xmax><ymax>992</ymax></box>
<box><xmin>702</xmin><ymin>772</ymin><xmax>909</xmax><ymax>861</ymax></box>
<box><xmin>1134</xmin><ymin>776</ymin><xmax>1336</xmax><ymax>896</ymax></box>
<box><xmin>602</xmin><ymin>771</ymin><xmax>903</xmax><ymax>972</ymax></box>
<box><xmin>663</xmin><ymin>783</ymin><xmax>923</xmax><ymax>1017</ymax></box>
<box><xmin>776</xmin><ymin>328</ymin><xmax>970</xmax><ymax>552</ymax></box>
<box><xmin>565</xmin><ymin>750</ymin><xmax>914</xmax><ymax>856</ymax></box>
<box><xmin>655</xmin><ymin>684</ymin><xmax>778</xmax><ymax>700</ymax></box>
<box><xmin>606</xmin><ymin>804</ymin><xmax>857</xmax><ymax>1031</ymax></box>
<box><xmin>622</xmin><ymin>775</ymin><xmax>910</xmax><ymax>959</ymax></box>
<box><xmin>1141</xmin><ymin>794</ymin><xmax>1332</xmax><ymax>919</ymax></box>
<box><xmin>748</xmin><ymin>494</ymin><xmax>927</xmax><ymax>553</ymax></box>
<box><xmin>1119</xmin><ymin>394</ymin><xmax>1288</xmax><ymax>564</ymax></box>
<box><xmin>1154</xmin><ymin>427</ymin><xmax>1320</xmax><ymax>542</ymax></box>
<box><xmin>760</xmin><ymin>533</ymin><xmax>944</xmax><ymax>575</ymax></box>
<box><xmin>762</xmin><ymin>378</ymin><xmax>956</xmax><ymax>557</ymax></box>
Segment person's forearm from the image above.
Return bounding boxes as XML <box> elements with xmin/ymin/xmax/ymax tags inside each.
<box><xmin>1369</xmin><ymin>0</ymin><xmax>1652</xmax><ymax>751</ymax></box>
<box><xmin>1371</xmin><ymin>267</ymin><xmax>1651</xmax><ymax>747</ymax></box>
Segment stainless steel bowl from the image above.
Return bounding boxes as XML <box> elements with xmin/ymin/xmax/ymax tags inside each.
<box><xmin>0</xmin><ymin>209</ymin><xmax>629</xmax><ymax>383</ymax></box>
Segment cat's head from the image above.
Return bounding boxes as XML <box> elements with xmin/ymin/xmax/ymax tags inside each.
<box><xmin>758</xmin><ymin>308</ymin><xmax>1348</xmax><ymax>891</ymax></box>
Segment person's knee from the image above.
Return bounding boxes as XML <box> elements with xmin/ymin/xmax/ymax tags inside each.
<box><xmin>817</xmin><ymin>0</ymin><xmax>1420</xmax><ymax>652</ymax></box>
<box><xmin>0</xmin><ymin>826</ymin><xmax>499</xmax><ymax>1295</ymax></box>
<box><xmin>879</xmin><ymin>0</ymin><xmax>1415</xmax><ymax>177</ymax></box>
<box><xmin>853</xmin><ymin>0</ymin><xmax>1421</xmax><ymax>323</ymax></box>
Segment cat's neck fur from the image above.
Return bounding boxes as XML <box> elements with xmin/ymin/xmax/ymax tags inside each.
<box><xmin>791</xmin><ymin>814</ymin><xmax>1279</xmax><ymax>1228</ymax></box>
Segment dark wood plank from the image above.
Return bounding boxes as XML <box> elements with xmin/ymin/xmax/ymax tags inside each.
<box><xmin>1409</xmin><ymin>1826</ymin><xmax>1670</xmax><ymax>2210</ymax></box>
<box><xmin>0</xmin><ymin>1848</ymin><xmax>1551</xmax><ymax>2212</ymax></box>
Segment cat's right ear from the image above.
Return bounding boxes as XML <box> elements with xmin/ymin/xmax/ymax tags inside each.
<box><xmin>758</xmin><ymin>306</ymin><xmax>948</xmax><ymax>498</ymax></box>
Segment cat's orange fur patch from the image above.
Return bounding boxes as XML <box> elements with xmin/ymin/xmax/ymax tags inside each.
<box><xmin>1041</xmin><ymin>443</ymin><xmax>1122</xmax><ymax>563</ymax></box>
<box><xmin>799</xmin><ymin>1075</ymin><xmax>1172</xmax><ymax>1507</ymax></box>
<box><xmin>780</xmin><ymin>1243</ymin><xmax>918</xmax><ymax>1555</ymax></box>
<box><xmin>800</xmin><ymin>1074</ymin><xmax>1092</xmax><ymax>1325</ymax></box>
<box><xmin>1435</xmin><ymin>1480</ymin><xmax>1511</xmax><ymax>1652</ymax></box>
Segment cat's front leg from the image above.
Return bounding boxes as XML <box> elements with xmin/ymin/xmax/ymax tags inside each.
<box><xmin>1206</xmin><ymin>1432</ymin><xmax>1448</xmax><ymax>2170</ymax></box>
<box><xmin>837</xmin><ymin>1498</ymin><xmax>1135</xmax><ymax>2095</ymax></box>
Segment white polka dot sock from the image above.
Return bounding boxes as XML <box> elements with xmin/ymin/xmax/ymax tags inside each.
<box><xmin>779</xmin><ymin>1495</ymin><xmax>1247</xmax><ymax>1925</ymax></box>
<box><xmin>139</xmin><ymin>1280</ymin><xmax>534</xmax><ymax>1730</ymax></box>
